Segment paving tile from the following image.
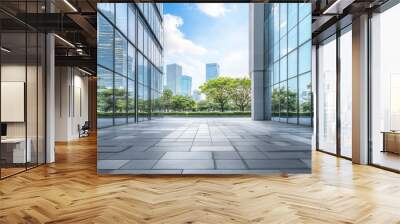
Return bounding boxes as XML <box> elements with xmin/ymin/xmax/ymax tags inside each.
<box><xmin>215</xmin><ymin>160</ymin><xmax>246</xmax><ymax>169</ymax></box>
<box><xmin>153</xmin><ymin>160</ymin><xmax>214</xmax><ymax>169</ymax></box>
<box><xmin>97</xmin><ymin>153</ymin><xmax>113</xmax><ymax>160</ymax></box>
<box><xmin>97</xmin><ymin>160</ymin><xmax>129</xmax><ymax>169</ymax></box>
<box><xmin>239</xmin><ymin>151</ymin><xmax>268</xmax><ymax>159</ymax></box>
<box><xmin>235</xmin><ymin>146</ymin><xmax>260</xmax><ymax>151</ymax></box>
<box><xmin>97</xmin><ymin>117</ymin><xmax>312</xmax><ymax>174</ymax></box>
<box><xmin>213</xmin><ymin>152</ymin><xmax>241</xmax><ymax>159</ymax></box>
<box><xmin>120</xmin><ymin>160</ymin><xmax>158</xmax><ymax>169</ymax></box>
<box><xmin>191</xmin><ymin>146</ymin><xmax>235</xmax><ymax>151</ymax></box>
<box><xmin>107</xmin><ymin>151</ymin><xmax>165</xmax><ymax>160</ymax></box>
<box><xmin>147</xmin><ymin>146</ymin><xmax>191</xmax><ymax>152</ymax></box>
<box><xmin>100</xmin><ymin>169</ymin><xmax>182</xmax><ymax>174</ymax></box>
<box><xmin>161</xmin><ymin>152</ymin><xmax>212</xmax><ymax>160</ymax></box>
<box><xmin>97</xmin><ymin>146</ymin><xmax>130</xmax><ymax>153</ymax></box>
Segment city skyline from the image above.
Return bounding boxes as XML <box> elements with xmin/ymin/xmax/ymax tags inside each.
<box><xmin>206</xmin><ymin>63</ymin><xmax>220</xmax><ymax>81</ymax></box>
<box><xmin>164</xmin><ymin>3</ymin><xmax>249</xmax><ymax>90</ymax></box>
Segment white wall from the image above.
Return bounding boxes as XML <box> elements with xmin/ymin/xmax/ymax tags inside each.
<box><xmin>55</xmin><ymin>67</ymin><xmax>89</xmax><ymax>141</ymax></box>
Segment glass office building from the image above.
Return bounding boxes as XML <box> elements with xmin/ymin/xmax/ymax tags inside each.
<box><xmin>206</xmin><ymin>63</ymin><xmax>220</xmax><ymax>81</ymax></box>
<box><xmin>97</xmin><ymin>3</ymin><xmax>163</xmax><ymax>128</ymax></box>
<box><xmin>264</xmin><ymin>3</ymin><xmax>312</xmax><ymax>126</ymax></box>
<box><xmin>180</xmin><ymin>75</ymin><xmax>192</xmax><ymax>97</ymax></box>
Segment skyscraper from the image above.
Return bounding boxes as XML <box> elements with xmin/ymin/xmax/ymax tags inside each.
<box><xmin>180</xmin><ymin>75</ymin><xmax>192</xmax><ymax>96</ymax></box>
<box><xmin>192</xmin><ymin>90</ymin><xmax>201</xmax><ymax>101</ymax></box>
<box><xmin>166</xmin><ymin>63</ymin><xmax>182</xmax><ymax>95</ymax></box>
<box><xmin>206</xmin><ymin>63</ymin><xmax>220</xmax><ymax>81</ymax></box>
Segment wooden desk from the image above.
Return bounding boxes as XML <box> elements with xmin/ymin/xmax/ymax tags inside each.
<box><xmin>382</xmin><ymin>131</ymin><xmax>400</xmax><ymax>154</ymax></box>
<box><xmin>1</xmin><ymin>138</ymin><xmax>31</xmax><ymax>163</ymax></box>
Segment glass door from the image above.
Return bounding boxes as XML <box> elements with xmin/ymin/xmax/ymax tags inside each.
<box><xmin>317</xmin><ymin>35</ymin><xmax>337</xmax><ymax>154</ymax></box>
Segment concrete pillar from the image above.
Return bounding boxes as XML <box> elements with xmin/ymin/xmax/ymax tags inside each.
<box><xmin>250</xmin><ymin>3</ymin><xmax>265</xmax><ymax>120</ymax></box>
<box><xmin>352</xmin><ymin>14</ymin><xmax>369</xmax><ymax>164</ymax></box>
<box><xmin>46</xmin><ymin>33</ymin><xmax>55</xmax><ymax>163</ymax></box>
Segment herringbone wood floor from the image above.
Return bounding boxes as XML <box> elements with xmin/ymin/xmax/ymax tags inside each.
<box><xmin>1</xmin><ymin>135</ymin><xmax>400</xmax><ymax>224</ymax></box>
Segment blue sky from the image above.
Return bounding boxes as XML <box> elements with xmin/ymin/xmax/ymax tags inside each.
<box><xmin>164</xmin><ymin>3</ymin><xmax>249</xmax><ymax>90</ymax></box>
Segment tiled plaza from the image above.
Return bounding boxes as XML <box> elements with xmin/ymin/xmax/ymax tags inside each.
<box><xmin>97</xmin><ymin>117</ymin><xmax>312</xmax><ymax>174</ymax></box>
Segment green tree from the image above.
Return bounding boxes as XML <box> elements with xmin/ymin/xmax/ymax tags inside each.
<box><xmin>97</xmin><ymin>87</ymin><xmax>113</xmax><ymax>114</ymax></box>
<box><xmin>171</xmin><ymin>95</ymin><xmax>195</xmax><ymax>111</ymax></box>
<box><xmin>200</xmin><ymin>77</ymin><xmax>234</xmax><ymax>112</ymax></box>
<box><xmin>161</xmin><ymin>88</ymin><xmax>173</xmax><ymax>112</ymax></box>
<box><xmin>230</xmin><ymin>78</ymin><xmax>251</xmax><ymax>111</ymax></box>
<box><xmin>196</xmin><ymin>100</ymin><xmax>209</xmax><ymax>111</ymax></box>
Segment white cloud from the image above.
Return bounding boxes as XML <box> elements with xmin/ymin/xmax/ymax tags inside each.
<box><xmin>196</xmin><ymin>3</ymin><xmax>230</xmax><ymax>17</ymax></box>
<box><xmin>164</xmin><ymin>14</ymin><xmax>207</xmax><ymax>56</ymax></box>
<box><xmin>164</xmin><ymin>14</ymin><xmax>208</xmax><ymax>91</ymax></box>
<box><xmin>220</xmin><ymin>50</ymin><xmax>249</xmax><ymax>78</ymax></box>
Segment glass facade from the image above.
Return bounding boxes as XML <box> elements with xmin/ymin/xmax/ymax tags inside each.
<box><xmin>264</xmin><ymin>3</ymin><xmax>312</xmax><ymax>126</ymax></box>
<box><xmin>0</xmin><ymin>1</ymin><xmax>46</xmax><ymax>179</ymax></box>
<box><xmin>370</xmin><ymin>3</ymin><xmax>400</xmax><ymax>171</ymax></box>
<box><xmin>97</xmin><ymin>3</ymin><xmax>163</xmax><ymax>128</ymax></box>
<box><xmin>317</xmin><ymin>35</ymin><xmax>337</xmax><ymax>154</ymax></box>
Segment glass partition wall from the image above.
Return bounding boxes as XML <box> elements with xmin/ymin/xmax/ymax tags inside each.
<box><xmin>0</xmin><ymin>5</ymin><xmax>46</xmax><ymax>179</ymax></box>
<box><xmin>316</xmin><ymin>26</ymin><xmax>352</xmax><ymax>158</ymax></box>
<box><xmin>370</xmin><ymin>3</ymin><xmax>400</xmax><ymax>171</ymax></box>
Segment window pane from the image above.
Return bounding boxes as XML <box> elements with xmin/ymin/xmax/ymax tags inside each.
<box><xmin>114</xmin><ymin>31</ymin><xmax>127</xmax><ymax>76</ymax></box>
<box><xmin>138</xmin><ymin>84</ymin><xmax>144</xmax><ymax>121</ymax></box>
<box><xmin>114</xmin><ymin>74</ymin><xmax>127</xmax><ymax>125</ymax></box>
<box><xmin>299</xmin><ymin>14</ymin><xmax>311</xmax><ymax>45</ymax></box>
<box><xmin>98</xmin><ymin>15</ymin><xmax>113</xmax><ymax>70</ymax></box>
<box><xmin>97</xmin><ymin>67</ymin><xmax>113</xmax><ymax>128</ymax></box>
<box><xmin>280</xmin><ymin>56</ymin><xmax>287</xmax><ymax>82</ymax></box>
<box><xmin>128</xmin><ymin>79</ymin><xmax>135</xmax><ymax>123</ymax></box>
<box><xmin>274</xmin><ymin>61</ymin><xmax>279</xmax><ymax>84</ymax></box>
<box><xmin>273</xmin><ymin>4</ymin><xmax>280</xmax><ymax>44</ymax></box>
<box><xmin>115</xmin><ymin>3</ymin><xmax>127</xmax><ymax>35</ymax></box>
<box><xmin>340</xmin><ymin>29</ymin><xmax>352</xmax><ymax>158</ymax></box>
<box><xmin>288</xmin><ymin>4</ymin><xmax>298</xmax><ymax>30</ymax></box>
<box><xmin>299</xmin><ymin>41</ymin><xmax>311</xmax><ymax>74</ymax></box>
<box><xmin>138</xmin><ymin>53</ymin><xmax>144</xmax><ymax>84</ymax></box>
<box><xmin>279</xmin><ymin>3</ymin><xmax>287</xmax><ymax>38</ymax></box>
<box><xmin>299</xmin><ymin>3</ymin><xmax>311</xmax><ymax>21</ymax></box>
<box><xmin>128</xmin><ymin>43</ymin><xmax>135</xmax><ymax>79</ymax></box>
<box><xmin>288</xmin><ymin>77</ymin><xmax>298</xmax><ymax>124</ymax></box>
<box><xmin>318</xmin><ymin>38</ymin><xmax>337</xmax><ymax>154</ymax></box>
<box><xmin>274</xmin><ymin>44</ymin><xmax>279</xmax><ymax>61</ymax></box>
<box><xmin>272</xmin><ymin>85</ymin><xmax>280</xmax><ymax>121</ymax></box>
<box><xmin>288</xmin><ymin>50</ymin><xmax>297</xmax><ymax>78</ymax></box>
<box><xmin>128</xmin><ymin>5</ymin><xmax>136</xmax><ymax>44</ymax></box>
<box><xmin>138</xmin><ymin>19</ymin><xmax>144</xmax><ymax>52</ymax></box>
<box><xmin>280</xmin><ymin>35</ymin><xmax>287</xmax><ymax>57</ymax></box>
<box><xmin>299</xmin><ymin>73</ymin><xmax>312</xmax><ymax>125</ymax></box>
<box><xmin>98</xmin><ymin>3</ymin><xmax>114</xmax><ymax>23</ymax></box>
<box><xmin>279</xmin><ymin>81</ymin><xmax>287</xmax><ymax>122</ymax></box>
<box><xmin>288</xmin><ymin>26</ymin><xmax>297</xmax><ymax>52</ymax></box>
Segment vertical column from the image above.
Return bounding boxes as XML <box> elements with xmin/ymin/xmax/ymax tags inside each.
<box><xmin>352</xmin><ymin>14</ymin><xmax>369</xmax><ymax>164</ymax></box>
<box><xmin>250</xmin><ymin>3</ymin><xmax>265</xmax><ymax>120</ymax></box>
<box><xmin>312</xmin><ymin>45</ymin><xmax>317</xmax><ymax>150</ymax></box>
<box><xmin>46</xmin><ymin>33</ymin><xmax>55</xmax><ymax>163</ymax></box>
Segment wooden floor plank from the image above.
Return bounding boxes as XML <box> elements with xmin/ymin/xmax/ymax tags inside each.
<box><xmin>1</xmin><ymin>136</ymin><xmax>400</xmax><ymax>223</ymax></box>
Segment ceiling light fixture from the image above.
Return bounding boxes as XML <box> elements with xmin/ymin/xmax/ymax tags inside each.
<box><xmin>1</xmin><ymin>47</ymin><xmax>11</xmax><ymax>53</ymax></box>
<box><xmin>63</xmin><ymin>0</ymin><xmax>78</xmax><ymax>12</ymax></box>
<box><xmin>322</xmin><ymin>0</ymin><xmax>354</xmax><ymax>15</ymax></box>
<box><xmin>78</xmin><ymin>67</ymin><xmax>93</xmax><ymax>76</ymax></box>
<box><xmin>54</xmin><ymin>34</ymin><xmax>75</xmax><ymax>48</ymax></box>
